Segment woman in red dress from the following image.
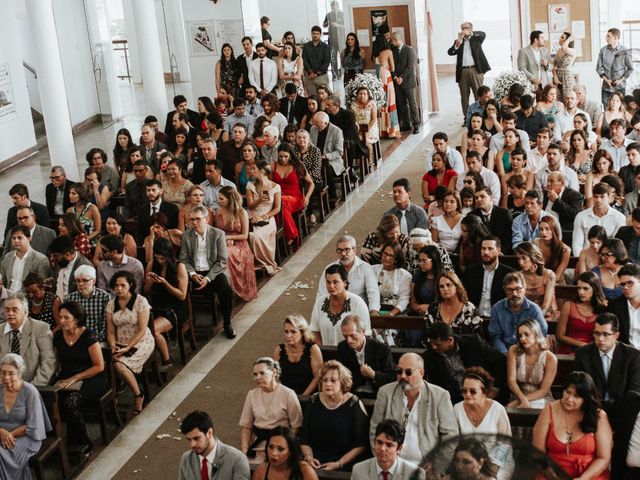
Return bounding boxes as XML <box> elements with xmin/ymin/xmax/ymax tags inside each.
<box><xmin>271</xmin><ymin>144</ymin><xmax>314</xmax><ymax>248</ymax></box>
<box><xmin>533</xmin><ymin>371</ymin><xmax>611</xmax><ymax>480</ymax></box>
<box><xmin>421</xmin><ymin>151</ymin><xmax>458</xmax><ymax>208</ymax></box>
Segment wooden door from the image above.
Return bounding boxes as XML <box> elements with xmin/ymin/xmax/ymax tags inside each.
<box><xmin>352</xmin><ymin>4</ymin><xmax>412</xmax><ymax>70</ymax></box>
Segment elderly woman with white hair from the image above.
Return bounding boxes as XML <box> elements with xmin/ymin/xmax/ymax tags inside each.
<box><xmin>0</xmin><ymin>353</ymin><xmax>51</xmax><ymax>480</ymax></box>
<box><xmin>407</xmin><ymin>228</ymin><xmax>454</xmax><ymax>272</ymax></box>
<box><xmin>239</xmin><ymin>357</ymin><xmax>303</xmax><ymax>460</ymax></box>
<box><xmin>65</xmin><ymin>264</ymin><xmax>111</xmax><ymax>342</ymax></box>
<box><xmin>260</xmin><ymin>125</ymin><xmax>281</xmax><ymax>164</ymax></box>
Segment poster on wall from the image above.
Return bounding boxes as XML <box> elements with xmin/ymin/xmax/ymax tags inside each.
<box><xmin>215</xmin><ymin>20</ymin><xmax>244</xmax><ymax>56</ymax></box>
<box><xmin>0</xmin><ymin>62</ymin><xmax>17</xmax><ymax>123</ymax></box>
<box><xmin>548</xmin><ymin>4</ymin><xmax>569</xmax><ymax>33</ymax></box>
<box><xmin>370</xmin><ymin>9</ymin><xmax>388</xmax><ymax>39</ymax></box>
<box><xmin>187</xmin><ymin>20</ymin><xmax>216</xmax><ymax>56</ymax></box>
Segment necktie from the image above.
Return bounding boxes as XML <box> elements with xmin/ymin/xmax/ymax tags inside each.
<box><xmin>201</xmin><ymin>457</ymin><xmax>208</xmax><ymax>480</ymax></box>
<box><xmin>484</xmin><ymin>213</ymin><xmax>490</xmax><ymax>224</ymax></box>
<box><xmin>10</xmin><ymin>330</ymin><xmax>20</xmax><ymax>354</ymax></box>
<box><xmin>152</xmin><ymin>206</ymin><xmax>158</xmax><ymax>215</ymax></box>
<box><xmin>259</xmin><ymin>60</ymin><xmax>264</xmax><ymax>90</ymax></box>
<box><xmin>249</xmin><ymin>104</ymin><xmax>255</xmax><ymax>116</ymax></box>
<box><xmin>399</xmin><ymin>210</ymin><xmax>408</xmax><ymax>236</ymax></box>
<box><xmin>602</xmin><ymin>353</ymin><xmax>610</xmax><ymax>379</ymax></box>
<box><xmin>288</xmin><ymin>101</ymin><xmax>294</xmax><ymax>123</ymax></box>
<box><xmin>382</xmin><ymin>471</ymin><xmax>389</xmax><ymax>480</ymax></box>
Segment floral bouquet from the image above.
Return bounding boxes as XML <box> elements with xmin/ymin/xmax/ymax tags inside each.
<box><xmin>345</xmin><ymin>73</ymin><xmax>386</xmax><ymax>109</ymax></box>
<box><xmin>492</xmin><ymin>71</ymin><xmax>534</xmax><ymax>100</ymax></box>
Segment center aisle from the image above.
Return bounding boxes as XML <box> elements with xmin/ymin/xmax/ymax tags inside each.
<box><xmin>79</xmin><ymin>113</ymin><xmax>462</xmax><ymax>479</ymax></box>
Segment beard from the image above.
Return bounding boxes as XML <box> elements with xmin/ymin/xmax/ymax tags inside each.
<box><xmin>399</xmin><ymin>379</ymin><xmax>413</xmax><ymax>392</ymax></box>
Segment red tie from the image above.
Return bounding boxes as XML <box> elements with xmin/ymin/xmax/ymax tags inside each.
<box><xmin>382</xmin><ymin>471</ymin><xmax>389</xmax><ymax>480</ymax></box>
<box><xmin>259</xmin><ymin>60</ymin><xmax>265</xmax><ymax>90</ymax></box>
<box><xmin>201</xmin><ymin>457</ymin><xmax>209</xmax><ymax>480</ymax></box>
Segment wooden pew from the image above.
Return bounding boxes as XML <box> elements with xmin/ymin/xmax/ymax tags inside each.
<box><xmin>31</xmin><ymin>386</ymin><xmax>71</xmax><ymax>480</ymax></box>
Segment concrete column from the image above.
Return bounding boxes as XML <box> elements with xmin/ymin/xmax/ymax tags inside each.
<box><xmin>25</xmin><ymin>0</ymin><xmax>79</xmax><ymax>179</ymax></box>
<box><xmin>131</xmin><ymin>0</ymin><xmax>168</xmax><ymax>121</ymax></box>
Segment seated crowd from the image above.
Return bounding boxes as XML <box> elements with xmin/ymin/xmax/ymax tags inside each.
<box><xmin>4</xmin><ymin>19</ymin><xmax>640</xmax><ymax>480</ymax></box>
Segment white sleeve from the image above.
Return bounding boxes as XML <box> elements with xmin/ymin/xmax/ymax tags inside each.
<box><xmin>353</xmin><ymin>295</ymin><xmax>371</xmax><ymax>334</ymax></box>
<box><xmin>363</xmin><ymin>263</ymin><xmax>381</xmax><ymax>311</ymax></box>
<box><xmin>248</xmin><ymin>61</ymin><xmax>258</xmax><ymax>89</ymax></box>
<box><xmin>572</xmin><ymin>212</ymin><xmax>585</xmax><ymax>256</ymax></box>
<box><xmin>310</xmin><ymin>298</ymin><xmax>322</xmax><ymax>332</ymax></box>
<box><xmin>396</xmin><ymin>269</ymin><xmax>412</xmax><ymax>313</ymax></box>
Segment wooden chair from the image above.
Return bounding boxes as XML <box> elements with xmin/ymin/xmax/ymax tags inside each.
<box><xmin>178</xmin><ymin>285</ymin><xmax>198</xmax><ymax>365</ymax></box>
<box><xmin>31</xmin><ymin>386</ymin><xmax>71</xmax><ymax>480</ymax></box>
<box><xmin>83</xmin><ymin>348</ymin><xmax>122</xmax><ymax>444</ymax></box>
<box><xmin>275</xmin><ymin>210</ymin><xmax>289</xmax><ymax>264</ymax></box>
<box><xmin>295</xmin><ymin>208</ymin><xmax>309</xmax><ymax>240</ymax></box>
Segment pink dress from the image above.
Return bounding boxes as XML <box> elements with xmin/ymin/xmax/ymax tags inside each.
<box><xmin>214</xmin><ymin>212</ymin><xmax>258</xmax><ymax>302</ymax></box>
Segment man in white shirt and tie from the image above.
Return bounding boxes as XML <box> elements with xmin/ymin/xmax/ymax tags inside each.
<box><xmin>0</xmin><ymin>226</ymin><xmax>51</xmax><ymax>294</ymax></box>
<box><xmin>248</xmin><ymin>43</ymin><xmax>277</xmax><ymax>97</ymax></box>
<box><xmin>385</xmin><ymin>179</ymin><xmax>429</xmax><ymax>236</ymax></box>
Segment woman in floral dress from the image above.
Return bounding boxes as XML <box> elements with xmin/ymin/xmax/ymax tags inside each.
<box><xmin>371</xmin><ymin>35</ymin><xmax>400</xmax><ymax>138</ymax></box>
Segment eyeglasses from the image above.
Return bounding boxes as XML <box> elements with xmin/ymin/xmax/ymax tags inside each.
<box><xmin>49</xmin><ymin>175</ymin><xmax>62</xmax><ymax>180</ymax></box>
<box><xmin>16</xmin><ymin>216</ymin><xmax>33</xmax><ymax>221</ymax></box>
<box><xmin>253</xmin><ymin>368</ymin><xmax>273</xmax><ymax>378</ymax></box>
<box><xmin>593</xmin><ymin>331</ymin><xmax>616</xmax><ymax>338</ymax></box>
<box><xmin>460</xmin><ymin>388</ymin><xmax>480</xmax><ymax>395</ymax></box>
<box><xmin>336</xmin><ymin>247</ymin><xmax>353</xmax><ymax>254</ymax></box>
<box><xmin>505</xmin><ymin>286</ymin><xmax>524</xmax><ymax>294</ymax></box>
<box><xmin>395</xmin><ymin>368</ymin><xmax>414</xmax><ymax>377</ymax></box>
<box><xmin>621</xmin><ymin>280</ymin><xmax>637</xmax><ymax>289</ymax></box>
<box><xmin>190</xmin><ymin>217</ymin><xmax>205</xmax><ymax>222</ymax></box>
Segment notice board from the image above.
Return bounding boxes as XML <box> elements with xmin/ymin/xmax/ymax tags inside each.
<box><xmin>530</xmin><ymin>0</ymin><xmax>592</xmax><ymax>62</ymax></box>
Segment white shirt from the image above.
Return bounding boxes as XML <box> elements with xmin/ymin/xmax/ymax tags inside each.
<box><xmin>544</xmin><ymin>189</ymin><xmax>562</xmax><ymax>221</ymax></box>
<box><xmin>399</xmin><ymin>391</ymin><xmax>423</xmax><ymax>465</ymax></box>
<box><xmin>456</xmin><ymin>167</ymin><xmax>501</xmax><ymax>205</ymax></box>
<box><xmin>572</xmin><ymin>206</ymin><xmax>627</xmax><ymax>255</ymax></box>
<box><xmin>316</xmin><ymin>257</ymin><xmax>381</xmax><ymax>311</ymax></box>
<box><xmin>627</xmin><ymin>410</ymin><xmax>640</xmax><ymax>467</ymax></box>
<box><xmin>248</xmin><ymin>57</ymin><xmax>278</xmax><ymax>93</ymax></box>
<box><xmin>355</xmin><ymin>337</ymin><xmax>366</xmax><ymax>366</ymax></box>
<box><xmin>424</xmin><ymin>146</ymin><xmax>465</xmax><ymax>175</ymax></box>
<box><xmin>430</xmin><ymin>215</ymin><xmax>462</xmax><ymax>253</ymax></box>
<box><xmin>527</xmin><ymin>149</ymin><xmax>547</xmax><ymax>174</ymax></box>
<box><xmin>489</xmin><ymin>129</ymin><xmax>531</xmax><ymax>153</ymax></box>
<box><xmin>601</xmin><ymin>137</ymin><xmax>633</xmax><ymax>171</ymax></box>
<box><xmin>629</xmin><ymin>301</ymin><xmax>640</xmax><ymax>349</ymax></box>
<box><xmin>461</xmin><ymin>39</ymin><xmax>474</xmax><ymax>67</ymax></box>
<box><xmin>535</xmin><ymin>164</ymin><xmax>580</xmax><ymax>192</ymax></box>
<box><xmin>194</xmin><ymin>230</ymin><xmax>209</xmax><ymax>272</ymax></box>
<box><xmin>310</xmin><ymin>292</ymin><xmax>371</xmax><ymax>346</ymax></box>
<box><xmin>375</xmin><ymin>458</ymin><xmax>399</xmax><ymax>478</ymax></box>
<box><xmin>9</xmin><ymin>249</ymin><xmax>31</xmax><ymax>293</ymax></box>
<box><xmin>479</xmin><ymin>263</ymin><xmax>497</xmax><ymax>317</ymax></box>
<box><xmin>554</xmin><ymin>108</ymin><xmax>592</xmax><ymax>135</ymax></box>
<box><xmin>257</xmin><ymin>112</ymin><xmax>288</xmax><ymax>137</ymax></box>
<box><xmin>56</xmin><ymin>252</ymin><xmax>78</xmax><ymax>300</ymax></box>
<box><xmin>198</xmin><ymin>440</ymin><xmax>218</xmax><ymax>479</ymax></box>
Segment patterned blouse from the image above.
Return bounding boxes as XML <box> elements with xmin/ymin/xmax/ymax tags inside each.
<box><xmin>360</xmin><ymin>232</ymin><xmax>410</xmax><ymax>268</ymax></box>
<box><xmin>299</xmin><ymin>145</ymin><xmax>323</xmax><ymax>185</ymax></box>
<box><xmin>425</xmin><ymin>301</ymin><xmax>484</xmax><ymax>335</ymax></box>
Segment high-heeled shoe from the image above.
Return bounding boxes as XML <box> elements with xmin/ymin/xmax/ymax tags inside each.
<box><xmin>132</xmin><ymin>392</ymin><xmax>145</xmax><ymax>415</ymax></box>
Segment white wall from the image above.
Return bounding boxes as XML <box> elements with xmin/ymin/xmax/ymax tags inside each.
<box><xmin>0</xmin><ymin>2</ymin><xmax>37</xmax><ymax>161</ymax></box>
<box><xmin>430</xmin><ymin>0</ymin><xmax>459</xmax><ymax>67</ymax></box>
<box><xmin>257</xmin><ymin>0</ymin><xmax>321</xmax><ymax>43</ymax></box>
<box><xmin>52</xmin><ymin>0</ymin><xmax>100</xmax><ymax>126</ymax></box>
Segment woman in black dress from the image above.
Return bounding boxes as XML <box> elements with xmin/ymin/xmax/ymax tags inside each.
<box><xmin>300</xmin><ymin>360</ymin><xmax>369</xmax><ymax>472</ymax></box>
<box><xmin>142</xmin><ymin>237</ymin><xmax>188</xmax><ymax>369</ymax></box>
<box><xmin>273</xmin><ymin>315</ymin><xmax>323</xmax><ymax>395</ymax></box>
<box><xmin>53</xmin><ymin>301</ymin><xmax>107</xmax><ymax>453</ymax></box>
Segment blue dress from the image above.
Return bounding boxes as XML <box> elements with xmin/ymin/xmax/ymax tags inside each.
<box><xmin>591</xmin><ymin>266</ymin><xmax>623</xmax><ymax>300</ymax></box>
<box><xmin>0</xmin><ymin>382</ymin><xmax>51</xmax><ymax>480</ymax></box>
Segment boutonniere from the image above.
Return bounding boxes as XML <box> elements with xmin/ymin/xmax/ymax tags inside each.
<box><xmin>211</xmin><ymin>464</ymin><xmax>220</xmax><ymax>476</ymax></box>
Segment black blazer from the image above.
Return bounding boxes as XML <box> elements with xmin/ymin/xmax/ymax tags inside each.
<box><xmin>392</xmin><ymin>44</ymin><xmax>418</xmax><ymax>88</ymax></box>
<box><xmin>616</xmin><ymin>226</ymin><xmax>639</xmax><ymax>250</ymax></box>
<box><xmin>611</xmin><ymin>393</ymin><xmax>640</xmax><ymax>480</ymax></box>
<box><xmin>137</xmin><ymin>201</ymin><xmax>180</xmax><ymax>243</ymax></box>
<box><xmin>279</xmin><ymin>95</ymin><xmax>309</xmax><ymax>125</ymax></box>
<box><xmin>336</xmin><ymin>337</ymin><xmax>395</xmax><ymax>394</ymax></box>
<box><xmin>463</xmin><ymin>262</ymin><xmax>514</xmax><ymax>309</ymax></box>
<box><xmin>423</xmin><ymin>334</ymin><xmax>507</xmax><ymax>404</ymax></box>
<box><xmin>542</xmin><ymin>188</ymin><xmax>584</xmax><ymax>232</ymax></box>
<box><xmin>236</xmin><ymin>51</ymin><xmax>258</xmax><ymax>90</ymax></box>
<box><xmin>4</xmin><ymin>202</ymin><xmax>51</xmax><ymax>239</ymax></box>
<box><xmin>328</xmin><ymin>108</ymin><xmax>359</xmax><ymax>143</ymax></box>
<box><xmin>45</xmin><ymin>180</ymin><xmax>74</xmax><ymax>218</ymax></box>
<box><xmin>164</xmin><ymin>109</ymin><xmax>200</xmax><ymax>138</ymax></box>
<box><xmin>574</xmin><ymin>342</ymin><xmax>640</xmax><ymax>408</ymax></box>
<box><xmin>447</xmin><ymin>31</ymin><xmax>491</xmax><ymax>83</ymax></box>
<box><xmin>469</xmin><ymin>207</ymin><xmax>513</xmax><ymax>254</ymax></box>
<box><xmin>608</xmin><ymin>296</ymin><xmax>632</xmax><ymax>345</ymax></box>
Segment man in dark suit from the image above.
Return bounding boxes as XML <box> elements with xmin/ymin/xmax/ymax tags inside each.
<box><xmin>616</xmin><ymin>207</ymin><xmax>640</xmax><ymax>263</ymax></box>
<box><xmin>423</xmin><ymin>322</ymin><xmax>507</xmax><ymax>404</ymax></box>
<box><xmin>463</xmin><ymin>236</ymin><xmax>514</xmax><ymax>323</ymax></box>
<box><xmin>336</xmin><ymin>315</ymin><xmax>395</xmax><ymax>397</ymax></box>
<box><xmin>179</xmin><ymin>205</ymin><xmax>235</xmax><ymax>339</ymax></box>
<box><xmin>237</xmin><ymin>36</ymin><xmax>258</xmax><ymax>95</ymax></box>
<box><xmin>543</xmin><ymin>171</ymin><xmax>584</xmax><ymax>232</ymax></box>
<box><xmin>178</xmin><ymin>410</ymin><xmax>250</xmax><ymax>480</ymax></box>
<box><xmin>137</xmin><ymin>179</ymin><xmax>179</xmax><ymax>243</ymax></box>
<box><xmin>140</xmin><ymin>124</ymin><xmax>168</xmax><ymax>174</ymax></box>
<box><xmin>390</xmin><ymin>31</ymin><xmax>420</xmax><ymax>133</ymax></box>
<box><xmin>5</xmin><ymin>184</ymin><xmax>50</xmax><ymax>239</ymax></box>
<box><xmin>610</xmin><ymin>393</ymin><xmax>640</xmax><ymax>480</ymax></box>
<box><xmin>279</xmin><ymin>83</ymin><xmax>308</xmax><ymax>125</ymax></box>
<box><xmin>124</xmin><ymin>160</ymin><xmax>151</xmax><ymax>219</ymax></box>
<box><xmin>45</xmin><ymin>165</ymin><xmax>74</xmax><ymax>219</ymax></box>
<box><xmin>574</xmin><ymin>313</ymin><xmax>640</xmax><ymax>423</ymax></box>
<box><xmin>446</xmin><ymin>21</ymin><xmax>491</xmax><ymax>116</ymax></box>
<box><xmin>324</xmin><ymin>94</ymin><xmax>367</xmax><ymax>168</ymax></box>
<box><xmin>164</xmin><ymin>94</ymin><xmax>200</xmax><ymax>139</ymax></box>
<box><xmin>608</xmin><ymin>263</ymin><xmax>640</xmax><ymax>348</ymax></box>
<box><xmin>470</xmin><ymin>186</ymin><xmax>513</xmax><ymax>254</ymax></box>
<box><xmin>2</xmin><ymin>206</ymin><xmax>56</xmax><ymax>257</ymax></box>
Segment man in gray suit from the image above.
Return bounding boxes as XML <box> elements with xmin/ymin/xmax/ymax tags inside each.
<box><xmin>517</xmin><ymin>30</ymin><xmax>552</xmax><ymax>90</ymax></box>
<box><xmin>370</xmin><ymin>353</ymin><xmax>458</xmax><ymax>465</ymax></box>
<box><xmin>310</xmin><ymin>112</ymin><xmax>345</xmax><ymax>198</ymax></box>
<box><xmin>179</xmin><ymin>206</ymin><xmax>236</xmax><ymax>339</ymax></box>
<box><xmin>391</xmin><ymin>31</ymin><xmax>420</xmax><ymax>134</ymax></box>
<box><xmin>178</xmin><ymin>410</ymin><xmax>249</xmax><ymax>480</ymax></box>
<box><xmin>352</xmin><ymin>419</ymin><xmax>426</xmax><ymax>479</ymax></box>
<box><xmin>2</xmin><ymin>206</ymin><xmax>56</xmax><ymax>257</ymax></box>
<box><xmin>0</xmin><ymin>226</ymin><xmax>51</xmax><ymax>293</ymax></box>
<box><xmin>0</xmin><ymin>293</ymin><xmax>56</xmax><ymax>386</ymax></box>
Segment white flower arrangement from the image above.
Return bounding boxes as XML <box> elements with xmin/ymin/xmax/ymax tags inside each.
<box><xmin>344</xmin><ymin>73</ymin><xmax>387</xmax><ymax>109</ymax></box>
<box><xmin>492</xmin><ymin>71</ymin><xmax>534</xmax><ymax>100</ymax></box>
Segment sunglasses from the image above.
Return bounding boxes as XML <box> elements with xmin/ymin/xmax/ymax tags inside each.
<box><xmin>395</xmin><ymin>368</ymin><xmax>414</xmax><ymax>376</ymax></box>
<box><xmin>460</xmin><ymin>388</ymin><xmax>480</xmax><ymax>395</ymax></box>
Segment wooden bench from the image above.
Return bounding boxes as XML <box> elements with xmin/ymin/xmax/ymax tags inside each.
<box><xmin>31</xmin><ymin>386</ymin><xmax>71</xmax><ymax>480</ymax></box>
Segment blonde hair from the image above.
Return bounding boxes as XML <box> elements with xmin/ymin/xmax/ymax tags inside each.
<box><xmin>319</xmin><ymin>360</ymin><xmax>353</xmax><ymax>393</ymax></box>
<box><xmin>284</xmin><ymin>314</ymin><xmax>315</xmax><ymax>344</ymax></box>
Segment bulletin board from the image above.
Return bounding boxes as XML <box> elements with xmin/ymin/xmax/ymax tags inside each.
<box><xmin>530</xmin><ymin>0</ymin><xmax>592</xmax><ymax>62</ymax></box>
